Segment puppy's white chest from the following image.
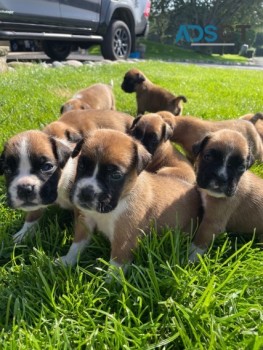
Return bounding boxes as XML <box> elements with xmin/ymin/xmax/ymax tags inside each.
<box><xmin>200</xmin><ymin>191</ymin><xmax>208</xmax><ymax>209</ymax></box>
<box><xmin>57</xmin><ymin>157</ymin><xmax>77</xmax><ymax>209</ymax></box>
<box><xmin>86</xmin><ymin>199</ymin><xmax>128</xmax><ymax>242</ymax></box>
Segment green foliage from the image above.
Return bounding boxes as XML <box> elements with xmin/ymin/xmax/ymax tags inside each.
<box><xmin>0</xmin><ymin>62</ymin><xmax>263</xmax><ymax>348</ymax></box>
<box><xmin>149</xmin><ymin>0</ymin><xmax>262</xmax><ymax>53</ymax></box>
<box><xmin>254</xmin><ymin>31</ymin><xmax>263</xmax><ymax>47</ymax></box>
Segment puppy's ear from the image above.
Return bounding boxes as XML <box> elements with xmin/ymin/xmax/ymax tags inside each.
<box><xmin>71</xmin><ymin>139</ymin><xmax>84</xmax><ymax>159</ymax></box>
<box><xmin>60</xmin><ymin>105</ymin><xmax>66</xmax><ymax>114</ymax></box>
<box><xmin>50</xmin><ymin>138</ymin><xmax>72</xmax><ymax>168</ymax></box>
<box><xmin>134</xmin><ymin>141</ymin><xmax>152</xmax><ymax>174</ymax></box>
<box><xmin>80</xmin><ymin>103</ymin><xmax>91</xmax><ymax>110</ymax></box>
<box><xmin>192</xmin><ymin>135</ymin><xmax>210</xmax><ymax>156</ymax></box>
<box><xmin>161</xmin><ymin>123</ymin><xmax>173</xmax><ymax>142</ymax></box>
<box><xmin>65</xmin><ymin>129</ymin><xmax>83</xmax><ymax>143</ymax></box>
<box><xmin>130</xmin><ymin>115</ymin><xmax>142</xmax><ymax>131</ymax></box>
<box><xmin>136</xmin><ymin>73</ymin><xmax>145</xmax><ymax>84</ymax></box>
<box><xmin>246</xmin><ymin>151</ymin><xmax>255</xmax><ymax>169</ymax></box>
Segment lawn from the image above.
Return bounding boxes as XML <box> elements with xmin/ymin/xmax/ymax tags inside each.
<box><xmin>89</xmin><ymin>40</ymin><xmax>249</xmax><ymax>64</ymax></box>
<box><xmin>0</xmin><ymin>61</ymin><xmax>263</xmax><ymax>349</ymax></box>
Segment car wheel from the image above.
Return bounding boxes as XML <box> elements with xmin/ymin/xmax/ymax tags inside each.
<box><xmin>42</xmin><ymin>41</ymin><xmax>71</xmax><ymax>61</ymax></box>
<box><xmin>101</xmin><ymin>20</ymin><xmax>132</xmax><ymax>60</ymax></box>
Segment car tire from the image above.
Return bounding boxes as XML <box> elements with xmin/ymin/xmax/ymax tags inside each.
<box><xmin>42</xmin><ymin>41</ymin><xmax>71</xmax><ymax>61</ymax></box>
<box><xmin>101</xmin><ymin>20</ymin><xmax>132</xmax><ymax>60</ymax></box>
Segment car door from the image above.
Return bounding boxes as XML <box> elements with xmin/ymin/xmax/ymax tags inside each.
<box><xmin>59</xmin><ymin>0</ymin><xmax>101</xmax><ymax>33</ymax></box>
<box><xmin>0</xmin><ymin>0</ymin><xmax>61</xmax><ymax>27</ymax></box>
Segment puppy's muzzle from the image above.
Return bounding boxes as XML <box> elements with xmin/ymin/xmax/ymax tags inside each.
<box><xmin>121</xmin><ymin>81</ymin><xmax>134</xmax><ymax>93</ymax></box>
<box><xmin>205</xmin><ymin>173</ymin><xmax>236</xmax><ymax>197</ymax></box>
<box><xmin>76</xmin><ymin>186</ymin><xmax>113</xmax><ymax>213</ymax></box>
<box><xmin>77</xmin><ymin>186</ymin><xmax>96</xmax><ymax>208</ymax></box>
<box><xmin>17</xmin><ymin>184</ymin><xmax>36</xmax><ymax>202</ymax></box>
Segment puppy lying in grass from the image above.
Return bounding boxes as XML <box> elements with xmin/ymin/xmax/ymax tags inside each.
<box><xmin>129</xmin><ymin>113</ymin><xmax>196</xmax><ymax>183</ymax></box>
<box><xmin>61</xmin><ymin>83</ymin><xmax>115</xmax><ymax>114</ymax></box>
<box><xmin>158</xmin><ymin>111</ymin><xmax>263</xmax><ymax>163</ymax></box>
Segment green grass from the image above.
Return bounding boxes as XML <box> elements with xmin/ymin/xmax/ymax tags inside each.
<box><xmin>88</xmin><ymin>40</ymin><xmax>249</xmax><ymax>64</ymax></box>
<box><xmin>0</xmin><ymin>61</ymin><xmax>263</xmax><ymax>349</ymax></box>
<box><xmin>140</xmin><ymin>40</ymin><xmax>248</xmax><ymax>64</ymax></box>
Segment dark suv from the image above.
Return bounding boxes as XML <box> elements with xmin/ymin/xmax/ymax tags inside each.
<box><xmin>0</xmin><ymin>0</ymin><xmax>150</xmax><ymax>60</ymax></box>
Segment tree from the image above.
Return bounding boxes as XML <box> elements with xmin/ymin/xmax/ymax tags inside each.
<box><xmin>149</xmin><ymin>0</ymin><xmax>263</xmax><ymax>52</ymax></box>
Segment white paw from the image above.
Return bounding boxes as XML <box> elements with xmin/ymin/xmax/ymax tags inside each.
<box><xmin>55</xmin><ymin>255</ymin><xmax>76</xmax><ymax>267</ymax></box>
<box><xmin>189</xmin><ymin>243</ymin><xmax>206</xmax><ymax>263</ymax></box>
<box><xmin>105</xmin><ymin>260</ymin><xmax>127</xmax><ymax>283</ymax></box>
<box><xmin>13</xmin><ymin>221</ymin><xmax>38</xmax><ymax>243</ymax></box>
<box><xmin>55</xmin><ymin>240</ymin><xmax>89</xmax><ymax>267</ymax></box>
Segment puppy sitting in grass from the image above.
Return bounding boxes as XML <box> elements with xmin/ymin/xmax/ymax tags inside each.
<box><xmin>64</xmin><ymin>129</ymin><xmax>201</xmax><ymax>268</ymax></box>
<box><xmin>189</xmin><ymin>129</ymin><xmax>263</xmax><ymax>262</ymax></box>
<box><xmin>129</xmin><ymin>113</ymin><xmax>196</xmax><ymax>183</ymax></box>
<box><xmin>121</xmin><ymin>68</ymin><xmax>187</xmax><ymax>115</ymax></box>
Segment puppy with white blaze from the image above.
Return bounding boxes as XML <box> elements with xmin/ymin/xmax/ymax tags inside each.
<box><xmin>0</xmin><ymin>130</ymin><xmax>74</xmax><ymax>243</ymax></box>
<box><xmin>189</xmin><ymin>129</ymin><xmax>263</xmax><ymax>262</ymax></box>
<box><xmin>65</xmin><ymin>128</ymin><xmax>201</xmax><ymax>268</ymax></box>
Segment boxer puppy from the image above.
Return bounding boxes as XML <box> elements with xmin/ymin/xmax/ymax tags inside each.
<box><xmin>43</xmin><ymin>109</ymin><xmax>133</xmax><ymax>144</ymax></box>
<box><xmin>60</xmin><ymin>83</ymin><xmax>115</xmax><ymax>114</ymax></box>
<box><xmin>2</xmin><ymin>110</ymin><xmax>133</xmax><ymax>246</ymax></box>
<box><xmin>63</xmin><ymin>129</ymin><xmax>201</xmax><ymax>267</ymax></box>
<box><xmin>121</xmin><ymin>68</ymin><xmax>187</xmax><ymax>115</ymax></box>
<box><xmin>0</xmin><ymin>130</ymin><xmax>74</xmax><ymax>243</ymax></box>
<box><xmin>240</xmin><ymin>112</ymin><xmax>263</xmax><ymax>142</ymax></box>
<box><xmin>129</xmin><ymin>113</ymin><xmax>196</xmax><ymax>183</ymax></box>
<box><xmin>157</xmin><ymin>112</ymin><xmax>263</xmax><ymax>162</ymax></box>
<box><xmin>189</xmin><ymin>129</ymin><xmax>263</xmax><ymax>261</ymax></box>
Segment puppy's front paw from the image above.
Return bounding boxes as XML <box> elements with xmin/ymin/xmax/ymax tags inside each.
<box><xmin>13</xmin><ymin>221</ymin><xmax>38</xmax><ymax>243</ymax></box>
<box><xmin>105</xmin><ymin>260</ymin><xmax>128</xmax><ymax>283</ymax></box>
<box><xmin>55</xmin><ymin>255</ymin><xmax>77</xmax><ymax>267</ymax></box>
<box><xmin>189</xmin><ymin>243</ymin><xmax>206</xmax><ymax>263</ymax></box>
<box><xmin>55</xmin><ymin>240</ymin><xmax>89</xmax><ymax>267</ymax></box>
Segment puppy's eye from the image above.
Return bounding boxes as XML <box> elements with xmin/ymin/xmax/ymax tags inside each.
<box><xmin>203</xmin><ymin>153</ymin><xmax>212</xmax><ymax>161</ymax></box>
<box><xmin>237</xmin><ymin>165</ymin><xmax>246</xmax><ymax>173</ymax></box>
<box><xmin>133</xmin><ymin>129</ymin><xmax>143</xmax><ymax>140</ymax></box>
<box><xmin>41</xmin><ymin>162</ymin><xmax>54</xmax><ymax>173</ymax></box>
<box><xmin>109</xmin><ymin>171</ymin><xmax>123</xmax><ymax>181</ymax></box>
<box><xmin>3</xmin><ymin>166</ymin><xmax>12</xmax><ymax>175</ymax></box>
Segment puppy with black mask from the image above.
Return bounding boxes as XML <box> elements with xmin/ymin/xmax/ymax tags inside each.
<box><xmin>129</xmin><ymin>113</ymin><xmax>196</xmax><ymax>183</ymax></box>
<box><xmin>0</xmin><ymin>130</ymin><xmax>74</xmax><ymax>243</ymax></box>
<box><xmin>121</xmin><ymin>68</ymin><xmax>187</xmax><ymax>115</ymax></box>
<box><xmin>157</xmin><ymin>111</ymin><xmax>263</xmax><ymax>163</ymax></box>
<box><xmin>60</xmin><ymin>128</ymin><xmax>201</xmax><ymax>267</ymax></box>
<box><xmin>189</xmin><ymin>129</ymin><xmax>263</xmax><ymax>261</ymax></box>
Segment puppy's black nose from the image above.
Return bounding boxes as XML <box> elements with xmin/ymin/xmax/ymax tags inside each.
<box><xmin>78</xmin><ymin>186</ymin><xmax>95</xmax><ymax>203</ymax></box>
<box><xmin>216</xmin><ymin>173</ymin><xmax>228</xmax><ymax>184</ymax></box>
<box><xmin>17</xmin><ymin>184</ymin><xmax>35</xmax><ymax>200</ymax></box>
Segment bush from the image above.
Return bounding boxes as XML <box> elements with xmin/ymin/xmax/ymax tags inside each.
<box><xmin>254</xmin><ymin>32</ymin><xmax>263</xmax><ymax>47</ymax></box>
<box><xmin>255</xmin><ymin>46</ymin><xmax>263</xmax><ymax>56</ymax></box>
<box><xmin>244</xmin><ymin>48</ymin><xmax>255</xmax><ymax>58</ymax></box>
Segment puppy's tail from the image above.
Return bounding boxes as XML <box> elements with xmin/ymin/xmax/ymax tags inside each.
<box><xmin>249</xmin><ymin>112</ymin><xmax>263</xmax><ymax>125</ymax></box>
<box><xmin>176</xmin><ymin>95</ymin><xmax>187</xmax><ymax>103</ymax></box>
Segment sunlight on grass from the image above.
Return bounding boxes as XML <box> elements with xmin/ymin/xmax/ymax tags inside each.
<box><xmin>0</xmin><ymin>62</ymin><xmax>262</xmax><ymax>349</ymax></box>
